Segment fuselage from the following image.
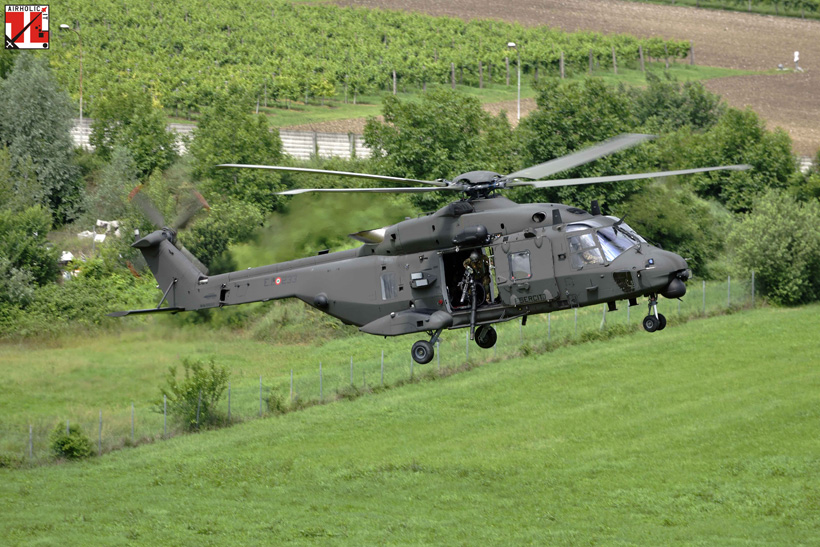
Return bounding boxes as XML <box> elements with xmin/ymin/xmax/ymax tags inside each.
<box><xmin>194</xmin><ymin>196</ymin><xmax>689</xmax><ymax>335</ymax></box>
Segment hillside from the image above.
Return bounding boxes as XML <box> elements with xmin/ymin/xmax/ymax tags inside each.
<box><xmin>339</xmin><ymin>0</ymin><xmax>820</xmax><ymax>155</ymax></box>
<box><xmin>2</xmin><ymin>305</ymin><xmax>818</xmax><ymax>544</ymax></box>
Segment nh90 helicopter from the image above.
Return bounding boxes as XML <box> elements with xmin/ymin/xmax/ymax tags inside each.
<box><xmin>112</xmin><ymin>133</ymin><xmax>748</xmax><ymax>364</ymax></box>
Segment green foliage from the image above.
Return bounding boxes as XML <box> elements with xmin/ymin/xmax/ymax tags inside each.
<box><xmin>158</xmin><ymin>358</ymin><xmax>230</xmax><ymax>431</ymax></box>
<box><xmin>178</xmin><ymin>199</ymin><xmax>263</xmax><ymax>274</ymax></box>
<box><xmin>512</xmin><ymin>78</ymin><xmax>645</xmax><ymax>208</ymax></box>
<box><xmin>682</xmin><ymin>109</ymin><xmax>798</xmax><ymax>212</ymax></box>
<box><xmin>728</xmin><ymin>190</ymin><xmax>820</xmax><ymax>305</ymax></box>
<box><xmin>0</xmin><ymin>54</ymin><xmax>82</xmax><ymax>224</ymax></box>
<box><xmin>90</xmin><ymin>81</ymin><xmax>178</xmax><ymax>178</ymax></box>
<box><xmin>0</xmin><ymin>205</ymin><xmax>59</xmax><ymax>289</ymax></box>
<box><xmin>615</xmin><ymin>184</ymin><xmax>729</xmax><ymax>277</ymax></box>
<box><xmin>49</xmin><ymin>423</ymin><xmax>93</xmax><ymax>460</ymax></box>
<box><xmin>190</xmin><ymin>95</ymin><xmax>284</xmax><ymax>212</ymax></box>
<box><xmin>631</xmin><ymin>72</ymin><xmax>725</xmax><ymax>132</ymax></box>
<box><xmin>83</xmin><ymin>146</ymin><xmax>139</xmax><ymax>221</ymax></box>
<box><xmin>364</xmin><ymin>89</ymin><xmax>514</xmax><ymax>210</ymax></box>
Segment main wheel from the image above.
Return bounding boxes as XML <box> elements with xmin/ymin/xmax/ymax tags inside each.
<box><xmin>642</xmin><ymin>315</ymin><xmax>660</xmax><ymax>333</ymax></box>
<box><xmin>411</xmin><ymin>340</ymin><xmax>434</xmax><ymax>364</ymax></box>
<box><xmin>474</xmin><ymin>325</ymin><xmax>498</xmax><ymax>349</ymax></box>
<box><xmin>657</xmin><ymin>313</ymin><xmax>667</xmax><ymax>331</ymax></box>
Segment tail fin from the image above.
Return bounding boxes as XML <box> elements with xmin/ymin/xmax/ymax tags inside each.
<box><xmin>109</xmin><ymin>229</ymin><xmax>206</xmax><ymax>317</ymax></box>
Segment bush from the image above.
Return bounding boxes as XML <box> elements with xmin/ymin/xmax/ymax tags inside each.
<box><xmin>50</xmin><ymin>423</ymin><xmax>93</xmax><ymax>460</ymax></box>
<box><xmin>728</xmin><ymin>190</ymin><xmax>820</xmax><ymax>305</ymax></box>
<box><xmin>159</xmin><ymin>357</ymin><xmax>230</xmax><ymax>431</ymax></box>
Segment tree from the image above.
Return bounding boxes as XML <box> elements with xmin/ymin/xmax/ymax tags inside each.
<box><xmin>728</xmin><ymin>189</ymin><xmax>820</xmax><ymax>305</ymax></box>
<box><xmin>512</xmin><ymin>78</ymin><xmax>646</xmax><ymax>210</ymax></box>
<box><xmin>630</xmin><ymin>73</ymin><xmax>725</xmax><ymax>133</ymax></box>
<box><xmin>0</xmin><ymin>54</ymin><xmax>82</xmax><ymax>224</ymax></box>
<box><xmin>158</xmin><ymin>357</ymin><xmax>230</xmax><ymax>431</ymax></box>
<box><xmin>89</xmin><ymin>81</ymin><xmax>178</xmax><ymax>178</ymax></box>
<box><xmin>0</xmin><ymin>205</ymin><xmax>60</xmax><ymax>299</ymax></box>
<box><xmin>189</xmin><ymin>94</ymin><xmax>285</xmax><ymax>213</ymax></box>
<box><xmin>364</xmin><ymin>89</ymin><xmax>515</xmax><ymax>210</ymax></box>
<box><xmin>84</xmin><ymin>146</ymin><xmax>139</xmax><ymax>221</ymax></box>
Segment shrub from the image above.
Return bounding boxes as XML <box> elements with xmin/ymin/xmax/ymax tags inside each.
<box><xmin>159</xmin><ymin>357</ymin><xmax>229</xmax><ymax>431</ymax></box>
<box><xmin>49</xmin><ymin>423</ymin><xmax>93</xmax><ymax>460</ymax></box>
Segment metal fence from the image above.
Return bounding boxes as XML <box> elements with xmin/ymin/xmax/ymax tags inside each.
<box><xmin>1</xmin><ymin>274</ymin><xmax>756</xmax><ymax>466</ymax></box>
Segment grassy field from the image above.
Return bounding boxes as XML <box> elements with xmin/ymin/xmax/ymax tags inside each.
<box><xmin>3</xmin><ymin>296</ymin><xmax>818</xmax><ymax>543</ymax></box>
<box><xmin>0</xmin><ymin>276</ymin><xmax>754</xmax><ymax>460</ymax></box>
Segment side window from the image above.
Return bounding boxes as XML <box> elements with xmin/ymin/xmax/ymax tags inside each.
<box><xmin>380</xmin><ymin>273</ymin><xmax>397</xmax><ymax>300</ymax></box>
<box><xmin>509</xmin><ymin>250</ymin><xmax>532</xmax><ymax>281</ymax></box>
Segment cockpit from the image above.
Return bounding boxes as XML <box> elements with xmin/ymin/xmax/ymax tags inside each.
<box><xmin>565</xmin><ymin>217</ymin><xmax>645</xmax><ymax>269</ymax></box>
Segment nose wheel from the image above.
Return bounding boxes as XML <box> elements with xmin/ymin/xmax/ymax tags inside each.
<box><xmin>411</xmin><ymin>328</ymin><xmax>443</xmax><ymax>365</ymax></box>
<box><xmin>642</xmin><ymin>295</ymin><xmax>667</xmax><ymax>333</ymax></box>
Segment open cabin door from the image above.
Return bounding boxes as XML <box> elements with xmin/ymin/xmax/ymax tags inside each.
<box><xmin>494</xmin><ymin>230</ymin><xmax>560</xmax><ymax>307</ymax></box>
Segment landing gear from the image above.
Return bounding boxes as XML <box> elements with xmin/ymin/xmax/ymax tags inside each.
<box><xmin>411</xmin><ymin>340</ymin><xmax>434</xmax><ymax>364</ymax></box>
<box><xmin>411</xmin><ymin>328</ymin><xmax>443</xmax><ymax>365</ymax></box>
<box><xmin>642</xmin><ymin>294</ymin><xmax>667</xmax><ymax>333</ymax></box>
<box><xmin>474</xmin><ymin>325</ymin><xmax>497</xmax><ymax>349</ymax></box>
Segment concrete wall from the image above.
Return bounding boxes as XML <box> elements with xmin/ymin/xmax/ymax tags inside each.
<box><xmin>70</xmin><ymin>119</ymin><xmax>371</xmax><ymax>160</ymax></box>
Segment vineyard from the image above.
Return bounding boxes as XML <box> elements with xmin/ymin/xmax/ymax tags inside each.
<box><xmin>50</xmin><ymin>0</ymin><xmax>689</xmax><ymax>119</ymax></box>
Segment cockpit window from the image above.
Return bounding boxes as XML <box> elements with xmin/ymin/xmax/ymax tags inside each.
<box><xmin>597</xmin><ymin>226</ymin><xmax>636</xmax><ymax>261</ymax></box>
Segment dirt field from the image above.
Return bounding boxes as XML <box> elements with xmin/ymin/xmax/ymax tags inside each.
<box><xmin>302</xmin><ymin>0</ymin><xmax>819</xmax><ymax>156</ymax></box>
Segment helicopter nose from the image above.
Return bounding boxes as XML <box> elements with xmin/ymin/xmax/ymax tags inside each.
<box><xmin>643</xmin><ymin>250</ymin><xmax>689</xmax><ymax>297</ymax></box>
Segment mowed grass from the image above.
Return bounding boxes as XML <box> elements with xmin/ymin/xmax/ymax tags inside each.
<box><xmin>1</xmin><ymin>304</ymin><xmax>819</xmax><ymax>544</ymax></box>
<box><xmin>0</xmin><ymin>277</ymin><xmax>753</xmax><ymax>456</ymax></box>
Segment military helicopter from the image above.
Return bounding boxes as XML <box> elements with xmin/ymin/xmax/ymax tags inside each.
<box><xmin>111</xmin><ymin>133</ymin><xmax>748</xmax><ymax>364</ymax></box>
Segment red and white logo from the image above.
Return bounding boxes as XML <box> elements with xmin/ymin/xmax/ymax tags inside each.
<box><xmin>275</xmin><ymin>277</ymin><xmax>281</xmax><ymax>285</ymax></box>
<box><xmin>5</xmin><ymin>5</ymin><xmax>49</xmax><ymax>50</ymax></box>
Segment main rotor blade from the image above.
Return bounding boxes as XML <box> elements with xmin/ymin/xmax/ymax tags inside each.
<box><xmin>506</xmin><ymin>164</ymin><xmax>751</xmax><ymax>189</ymax></box>
<box><xmin>217</xmin><ymin>164</ymin><xmax>447</xmax><ymax>187</ymax></box>
<box><xmin>503</xmin><ymin>133</ymin><xmax>655</xmax><ymax>182</ymax></box>
<box><xmin>277</xmin><ymin>186</ymin><xmax>462</xmax><ymax>195</ymax></box>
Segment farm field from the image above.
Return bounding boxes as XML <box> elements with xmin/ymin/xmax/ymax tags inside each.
<box><xmin>1</xmin><ymin>304</ymin><xmax>819</xmax><ymax>544</ymax></box>
<box><xmin>337</xmin><ymin>0</ymin><xmax>820</xmax><ymax>155</ymax></box>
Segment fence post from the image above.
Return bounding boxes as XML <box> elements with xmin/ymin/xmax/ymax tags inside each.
<box><xmin>589</xmin><ymin>50</ymin><xmax>593</xmax><ymax>74</ymax></box>
<box><xmin>381</xmin><ymin>350</ymin><xmax>384</xmax><ymax>386</ymax></box>
<box><xmin>689</xmin><ymin>40</ymin><xmax>695</xmax><ymax>65</ymax></box>
<box><xmin>260</xmin><ymin>375</ymin><xmax>264</xmax><ymax>415</ymax></box>
<box><xmin>163</xmin><ymin>394</ymin><xmax>167</xmax><ymax>437</ymax></box>
<box><xmin>436</xmin><ymin>341</ymin><xmax>440</xmax><ymax>371</ymax></box>
<box><xmin>612</xmin><ymin>46</ymin><xmax>618</xmax><ymax>74</ymax></box>
<box><xmin>228</xmin><ymin>381</ymin><xmax>231</xmax><ymax>422</ymax></box>
<box><xmin>519</xmin><ymin>317</ymin><xmax>523</xmax><ymax>345</ymax></box>
<box><xmin>98</xmin><ymin>410</ymin><xmax>102</xmax><ymax>455</ymax></box>
<box><xmin>196</xmin><ymin>390</ymin><xmax>202</xmax><ymax>429</ymax></box>
<box><xmin>319</xmin><ymin>363</ymin><xmax>323</xmax><ymax>401</ymax></box>
<box><xmin>29</xmin><ymin>425</ymin><xmax>33</xmax><ymax>459</ymax></box>
<box><xmin>639</xmin><ymin>44</ymin><xmax>645</xmax><ymax>72</ymax></box>
<box><xmin>702</xmin><ymin>279</ymin><xmax>706</xmax><ymax>316</ymax></box>
<box><xmin>466</xmin><ymin>330</ymin><xmax>470</xmax><ymax>360</ymax></box>
<box><xmin>548</xmin><ymin>313</ymin><xmax>551</xmax><ymax>341</ymax></box>
<box><xmin>66</xmin><ymin>419</ymin><xmax>69</xmax><ymax>435</ymax></box>
<box><xmin>131</xmin><ymin>403</ymin><xmax>135</xmax><ymax>443</ymax></box>
<box><xmin>627</xmin><ymin>303</ymin><xmax>630</xmax><ymax>323</ymax></box>
<box><xmin>350</xmin><ymin>356</ymin><xmax>353</xmax><ymax>386</ymax></box>
<box><xmin>728</xmin><ymin>275</ymin><xmax>731</xmax><ymax>307</ymax></box>
<box><xmin>410</xmin><ymin>355</ymin><xmax>414</xmax><ymax>380</ymax></box>
<box><xmin>560</xmin><ymin>51</ymin><xmax>565</xmax><ymax>79</ymax></box>
<box><xmin>752</xmin><ymin>271</ymin><xmax>755</xmax><ymax>307</ymax></box>
<box><xmin>290</xmin><ymin>370</ymin><xmax>293</xmax><ymax>402</ymax></box>
<box><xmin>575</xmin><ymin>308</ymin><xmax>578</xmax><ymax>336</ymax></box>
<box><xmin>600</xmin><ymin>304</ymin><xmax>606</xmax><ymax>330</ymax></box>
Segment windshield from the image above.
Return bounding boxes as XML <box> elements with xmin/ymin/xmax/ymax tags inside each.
<box><xmin>597</xmin><ymin>226</ymin><xmax>636</xmax><ymax>261</ymax></box>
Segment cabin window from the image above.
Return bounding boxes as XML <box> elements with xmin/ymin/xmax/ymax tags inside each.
<box><xmin>569</xmin><ymin>232</ymin><xmax>605</xmax><ymax>269</ymax></box>
<box><xmin>380</xmin><ymin>273</ymin><xmax>398</xmax><ymax>300</ymax></box>
<box><xmin>509</xmin><ymin>250</ymin><xmax>532</xmax><ymax>281</ymax></box>
<box><xmin>597</xmin><ymin>227</ymin><xmax>635</xmax><ymax>261</ymax></box>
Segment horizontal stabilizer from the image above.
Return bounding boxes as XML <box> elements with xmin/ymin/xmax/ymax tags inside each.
<box><xmin>107</xmin><ymin>307</ymin><xmax>184</xmax><ymax>317</ymax></box>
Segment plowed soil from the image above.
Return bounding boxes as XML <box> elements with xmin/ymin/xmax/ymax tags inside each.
<box><xmin>293</xmin><ymin>0</ymin><xmax>819</xmax><ymax>156</ymax></box>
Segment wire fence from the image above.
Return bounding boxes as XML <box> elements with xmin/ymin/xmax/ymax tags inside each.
<box><xmin>1</xmin><ymin>274</ymin><xmax>755</xmax><ymax>466</ymax></box>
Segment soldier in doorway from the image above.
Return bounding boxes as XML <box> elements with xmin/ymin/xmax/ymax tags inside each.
<box><xmin>463</xmin><ymin>250</ymin><xmax>492</xmax><ymax>304</ymax></box>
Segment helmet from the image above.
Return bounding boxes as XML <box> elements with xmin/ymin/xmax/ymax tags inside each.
<box><xmin>470</xmin><ymin>251</ymin><xmax>479</xmax><ymax>261</ymax></box>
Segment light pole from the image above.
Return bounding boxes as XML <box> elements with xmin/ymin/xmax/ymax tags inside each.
<box><xmin>59</xmin><ymin>24</ymin><xmax>83</xmax><ymax>129</ymax></box>
<box><xmin>507</xmin><ymin>42</ymin><xmax>520</xmax><ymax>121</ymax></box>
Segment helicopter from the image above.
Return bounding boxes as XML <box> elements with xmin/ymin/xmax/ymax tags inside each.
<box><xmin>111</xmin><ymin>133</ymin><xmax>749</xmax><ymax>364</ymax></box>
